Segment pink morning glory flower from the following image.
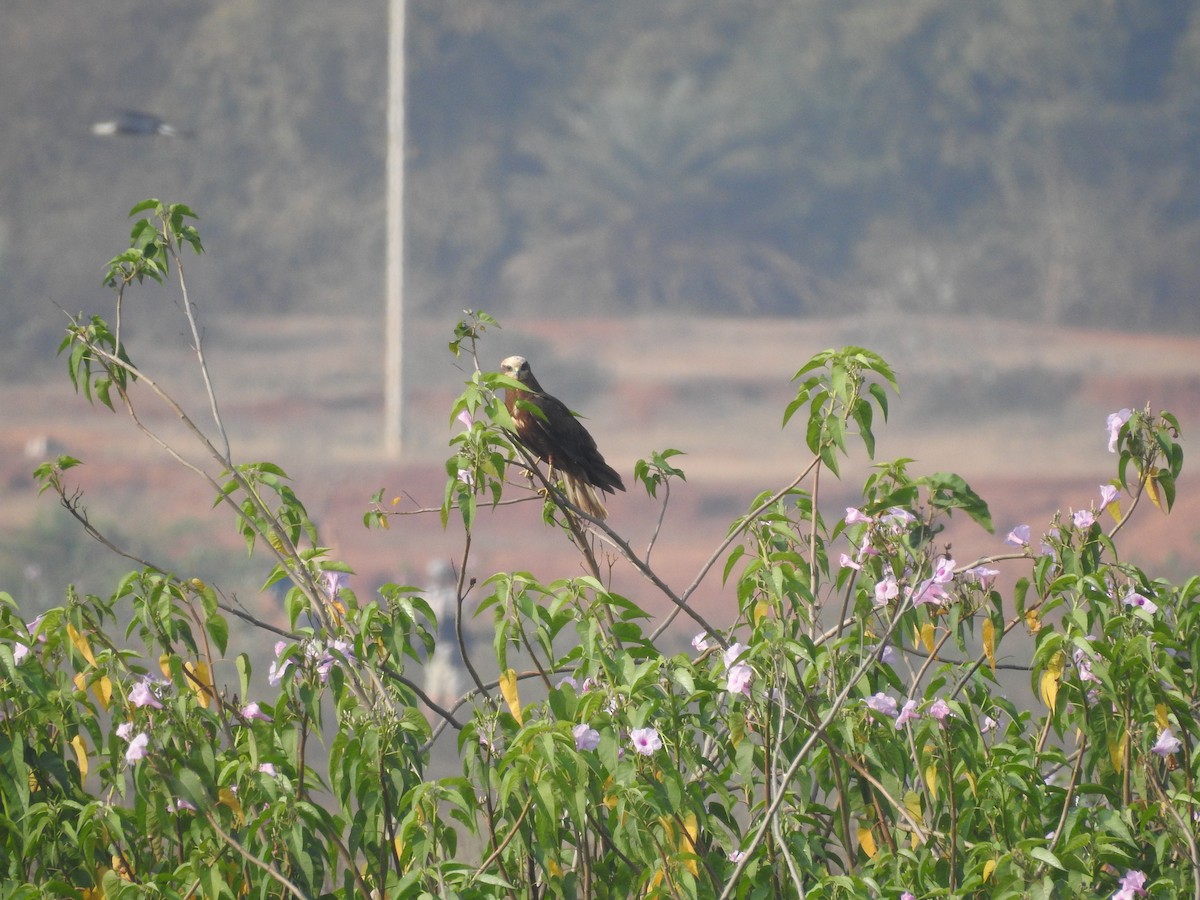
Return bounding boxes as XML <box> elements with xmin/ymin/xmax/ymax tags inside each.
<box><xmin>882</xmin><ymin>508</ymin><xmax>916</xmax><ymax>533</ymax></box>
<box><xmin>116</xmin><ymin>721</ymin><xmax>135</xmax><ymax>741</ymax></box>
<box><xmin>242</xmin><ymin>701</ymin><xmax>272</xmax><ymax>722</ymax></box>
<box><xmin>1099</xmin><ymin>484</ymin><xmax>1119</xmax><ymax>507</ymax></box>
<box><xmin>895</xmin><ymin>699</ymin><xmax>921</xmax><ymax>729</ymax></box>
<box><xmin>1107</xmin><ymin>409</ymin><xmax>1133</xmax><ymax>453</ymax></box>
<box><xmin>125</xmin><ymin>732</ymin><xmax>149</xmax><ymax>764</ymax></box>
<box><xmin>167</xmin><ymin>797</ymin><xmax>196</xmax><ymax>812</ymax></box>
<box><xmin>574</xmin><ymin>723</ymin><xmax>601</xmax><ymax>752</ymax></box>
<box><xmin>981</xmin><ymin>715</ymin><xmax>998</xmax><ymax>734</ymax></box>
<box><xmin>268</xmin><ymin>641</ymin><xmax>291</xmax><ymax>686</ymax></box>
<box><xmin>874</xmin><ymin>574</ymin><xmax>899</xmax><ymax>607</ymax></box>
<box><xmin>723</xmin><ymin>642</ymin><xmax>747</xmax><ymax>669</ymax></box>
<box><xmin>928</xmin><ymin>699</ymin><xmax>952</xmax><ymax>722</ymax></box>
<box><xmin>630</xmin><ymin>727</ymin><xmax>662</xmax><ymax>756</ymax></box>
<box><xmin>1123</xmin><ymin>591</ymin><xmax>1158</xmax><ymax>614</ymax></box>
<box><xmin>322</xmin><ymin>571</ymin><xmax>347</xmax><ymax>601</ymax></box>
<box><xmin>963</xmin><ymin>566</ymin><xmax>999</xmax><ymax>589</ymax></box>
<box><xmin>911</xmin><ymin>579</ymin><xmax>949</xmax><ymax>607</ymax></box>
<box><xmin>865</xmin><ymin>693</ymin><xmax>899</xmax><ymax>718</ymax></box>
<box><xmin>1113</xmin><ymin>869</ymin><xmax>1147</xmax><ymax>899</ymax></box>
<box><xmin>839</xmin><ymin>552</ymin><xmax>861</xmax><ymax>571</ymax></box>
<box><xmin>726</xmin><ymin>662</ymin><xmax>753</xmax><ymax>697</ymax></box>
<box><xmin>729</xmin><ymin>849</ymin><xmax>747</xmax><ymax>863</ymax></box>
<box><xmin>901</xmin><ymin>893</ymin><xmax>916</xmax><ymax>900</ymax></box>
<box><xmin>932</xmin><ymin>557</ymin><xmax>956</xmax><ymax>583</ymax></box>
<box><xmin>1073</xmin><ymin>649</ymin><xmax>1101</xmax><ymax>684</ymax></box>
<box><xmin>258</xmin><ymin>762</ymin><xmax>278</xmax><ymax>776</ymax></box>
<box><xmin>1005</xmin><ymin>524</ymin><xmax>1031</xmax><ymax>547</ymax></box>
<box><xmin>1151</xmin><ymin>727</ymin><xmax>1182</xmax><ymax>758</ymax></box>
<box><xmin>456</xmin><ymin>410</ymin><xmax>474</xmax><ymax>431</ymax></box>
<box><xmin>129</xmin><ymin>680</ymin><xmax>163</xmax><ymax>709</ymax></box>
<box><xmin>845</xmin><ymin>507</ymin><xmax>872</xmax><ymax>525</ymax></box>
<box><xmin>691</xmin><ymin>632</ymin><xmax>708</xmax><ymax>653</ymax></box>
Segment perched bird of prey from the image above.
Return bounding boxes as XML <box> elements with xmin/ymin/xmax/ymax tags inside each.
<box><xmin>499</xmin><ymin>355</ymin><xmax>625</xmax><ymax>520</ymax></box>
<box><xmin>91</xmin><ymin>110</ymin><xmax>192</xmax><ymax>138</ymax></box>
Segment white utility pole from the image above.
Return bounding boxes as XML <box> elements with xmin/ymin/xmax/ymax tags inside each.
<box><xmin>384</xmin><ymin>0</ymin><xmax>406</xmax><ymax>458</ymax></box>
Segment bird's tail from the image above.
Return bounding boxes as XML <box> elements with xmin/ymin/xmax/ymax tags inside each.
<box><xmin>564</xmin><ymin>475</ymin><xmax>608</xmax><ymax>520</ymax></box>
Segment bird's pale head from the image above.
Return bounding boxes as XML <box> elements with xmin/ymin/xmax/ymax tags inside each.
<box><xmin>500</xmin><ymin>355</ymin><xmax>532</xmax><ymax>384</ymax></box>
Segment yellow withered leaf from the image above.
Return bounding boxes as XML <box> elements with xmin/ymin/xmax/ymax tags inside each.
<box><xmin>920</xmin><ymin>622</ymin><xmax>935</xmax><ymax>654</ymax></box>
<box><xmin>1155</xmin><ymin>704</ymin><xmax>1170</xmax><ymax>731</ymax></box>
<box><xmin>73</xmin><ymin>671</ymin><xmax>111</xmax><ymax>710</ymax></box>
<box><xmin>679</xmin><ymin>812</ymin><xmax>699</xmax><ymax>875</ymax></box>
<box><xmin>499</xmin><ymin>668</ymin><xmax>522</xmax><ymax>725</ymax></box>
<box><xmin>924</xmin><ymin>764</ymin><xmax>938</xmax><ymax>801</ymax></box>
<box><xmin>1146</xmin><ymin>470</ymin><xmax>1164</xmax><ymax>512</ymax></box>
<box><xmin>71</xmin><ymin>735</ymin><xmax>89</xmax><ymax>787</ymax></box>
<box><xmin>752</xmin><ymin>600</ymin><xmax>769</xmax><ymax>625</ymax></box>
<box><xmin>1110</xmin><ymin>732</ymin><xmax>1126</xmax><ymax>773</ymax></box>
<box><xmin>219</xmin><ymin>787</ymin><xmax>245</xmax><ymax>827</ymax></box>
<box><xmin>159</xmin><ymin>653</ymin><xmax>173</xmax><ymax>679</ymax></box>
<box><xmin>983</xmin><ymin>858</ymin><xmax>997</xmax><ymax>882</ymax></box>
<box><xmin>982</xmin><ymin>618</ymin><xmax>996</xmax><ymax>672</ymax></box>
<box><xmin>66</xmin><ymin>623</ymin><xmax>96</xmax><ymax>666</ymax></box>
<box><xmin>184</xmin><ymin>660</ymin><xmax>213</xmax><ymax>709</ymax></box>
<box><xmin>1039</xmin><ymin>652</ymin><xmax>1064</xmax><ymax>711</ymax></box>
<box><xmin>904</xmin><ymin>791</ymin><xmax>924</xmax><ymax>848</ymax></box>
<box><xmin>1025</xmin><ymin>609</ymin><xmax>1041</xmax><ymax>634</ymax></box>
<box><xmin>857</xmin><ymin>825</ymin><xmax>877</xmax><ymax>859</ymax></box>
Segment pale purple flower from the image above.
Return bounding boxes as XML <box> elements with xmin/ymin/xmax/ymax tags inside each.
<box><xmin>1124</xmin><ymin>591</ymin><xmax>1158</xmax><ymax>615</ymax></box>
<box><xmin>901</xmin><ymin>893</ymin><xmax>916</xmax><ymax>900</ymax></box>
<box><xmin>845</xmin><ymin>507</ymin><xmax>873</xmax><ymax>525</ymax></box>
<box><xmin>1073</xmin><ymin>509</ymin><xmax>1096</xmax><ymax>530</ymax></box>
<box><xmin>1107</xmin><ymin>409</ymin><xmax>1133</xmax><ymax>453</ymax></box>
<box><xmin>129</xmin><ymin>680</ymin><xmax>163</xmax><ymax>710</ymax></box>
<box><xmin>116</xmin><ymin>721</ymin><xmax>135</xmax><ymax>741</ymax></box>
<box><xmin>456</xmin><ymin>410</ymin><xmax>474</xmax><ymax>431</ymax></box>
<box><xmin>241</xmin><ymin>701</ymin><xmax>272</xmax><ymax>722</ymax></box>
<box><xmin>723</xmin><ymin>642</ymin><xmax>747</xmax><ymax>670</ymax></box>
<box><xmin>726</xmin><ymin>662</ymin><xmax>754</xmax><ymax>697</ymax></box>
<box><xmin>691</xmin><ymin>632</ymin><xmax>708</xmax><ymax>653</ymax></box>
<box><xmin>980</xmin><ymin>715</ymin><xmax>998</xmax><ymax>734</ymax></box>
<box><xmin>630</xmin><ymin>727</ymin><xmax>662</xmax><ymax>756</ymax></box>
<box><xmin>1039</xmin><ymin>528</ymin><xmax>1060</xmax><ymax>558</ymax></box>
<box><xmin>1073</xmin><ymin>648</ymin><xmax>1101</xmax><ymax>684</ymax></box>
<box><xmin>13</xmin><ymin>642</ymin><xmax>31</xmax><ymax>665</ymax></box>
<box><xmin>1151</xmin><ymin>727</ymin><xmax>1183</xmax><ymax>758</ymax></box>
<box><xmin>865</xmin><ymin>693</ymin><xmax>899</xmax><ymax>718</ymax></box>
<box><xmin>316</xmin><ymin>638</ymin><xmax>355</xmax><ymax>683</ymax></box>
<box><xmin>558</xmin><ymin>674</ymin><xmax>579</xmax><ymax>691</ymax></box>
<box><xmin>125</xmin><ymin>732</ymin><xmax>149</xmax><ymax>764</ymax></box>
<box><xmin>911</xmin><ymin>578</ymin><xmax>950</xmax><ymax>607</ymax></box>
<box><xmin>882</xmin><ymin>508</ymin><xmax>916</xmax><ymax>533</ymax></box>
<box><xmin>258</xmin><ymin>762</ymin><xmax>278</xmax><ymax>776</ymax></box>
<box><xmin>268</xmin><ymin>641</ymin><xmax>291</xmax><ymax>686</ymax></box>
<box><xmin>322</xmin><ymin>570</ymin><xmax>347</xmax><ymax>601</ymax></box>
<box><xmin>167</xmin><ymin>797</ymin><xmax>196</xmax><ymax>812</ymax></box>
<box><xmin>1099</xmin><ymin>484</ymin><xmax>1120</xmax><ymax>507</ymax></box>
<box><xmin>580</xmin><ymin>676</ymin><xmax>598</xmax><ymax>693</ymax></box>
<box><xmin>895</xmin><ymin>699</ymin><xmax>921</xmax><ymax>729</ymax></box>
<box><xmin>839</xmin><ymin>552</ymin><xmax>861</xmax><ymax>571</ymax></box>
<box><xmin>1005</xmin><ymin>524</ymin><xmax>1031</xmax><ymax>547</ymax></box>
<box><xmin>1113</xmin><ymin>869</ymin><xmax>1148</xmax><ymax>899</ymax></box>
<box><xmin>873</xmin><ymin>643</ymin><xmax>896</xmax><ymax>666</ymax></box>
<box><xmin>874</xmin><ymin>574</ymin><xmax>899</xmax><ymax>607</ymax></box>
<box><xmin>932</xmin><ymin>557</ymin><xmax>956</xmax><ymax>584</ymax></box>
<box><xmin>928</xmin><ymin>699</ymin><xmax>952</xmax><ymax>722</ymax></box>
<box><xmin>964</xmin><ymin>566</ymin><xmax>1000</xmax><ymax>590</ymax></box>
<box><xmin>729</xmin><ymin>849</ymin><xmax>747</xmax><ymax>863</ymax></box>
<box><xmin>573</xmin><ymin>723</ymin><xmax>601</xmax><ymax>752</ymax></box>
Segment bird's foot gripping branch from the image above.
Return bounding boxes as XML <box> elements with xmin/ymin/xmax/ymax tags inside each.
<box><xmin>0</xmin><ymin>205</ymin><xmax>1193</xmax><ymax>898</ymax></box>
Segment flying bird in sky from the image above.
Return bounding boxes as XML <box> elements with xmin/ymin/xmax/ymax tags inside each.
<box><xmin>499</xmin><ymin>355</ymin><xmax>625</xmax><ymax>520</ymax></box>
<box><xmin>91</xmin><ymin>110</ymin><xmax>192</xmax><ymax>138</ymax></box>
